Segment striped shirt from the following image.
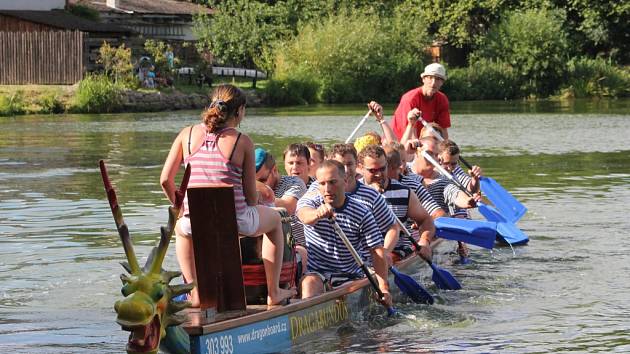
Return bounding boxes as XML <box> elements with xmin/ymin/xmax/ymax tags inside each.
<box><xmin>308</xmin><ymin>181</ymin><xmax>397</xmax><ymax>237</ymax></box>
<box><xmin>424</xmin><ymin>175</ymin><xmax>461</xmax><ymax>216</ymax></box>
<box><xmin>399</xmin><ymin>173</ymin><xmax>442</xmax><ymax>216</ymax></box>
<box><xmin>274</xmin><ymin>175</ymin><xmax>307</xmax><ymax>246</ymax></box>
<box><xmin>183</xmin><ymin>127</ymin><xmax>246</xmax><ymax>216</ymax></box>
<box><xmin>381</xmin><ymin>179</ymin><xmax>413</xmax><ymax>249</ymax></box>
<box><xmin>297</xmin><ymin>193</ymin><xmax>383</xmax><ymax>275</ymax></box>
<box><xmin>451</xmin><ymin>165</ymin><xmax>471</xmax><ymax>218</ymax></box>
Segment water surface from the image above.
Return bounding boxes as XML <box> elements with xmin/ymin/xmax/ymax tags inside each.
<box><xmin>1</xmin><ymin>99</ymin><xmax>629</xmax><ymax>353</ymax></box>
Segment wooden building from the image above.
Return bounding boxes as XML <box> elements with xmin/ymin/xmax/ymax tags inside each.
<box><xmin>0</xmin><ymin>10</ymin><xmax>133</xmax><ymax>84</ymax></box>
<box><xmin>69</xmin><ymin>0</ymin><xmax>213</xmax><ymax>41</ymax></box>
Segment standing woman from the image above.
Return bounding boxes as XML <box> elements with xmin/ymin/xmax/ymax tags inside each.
<box><xmin>160</xmin><ymin>84</ymin><xmax>295</xmax><ymax>307</ymax></box>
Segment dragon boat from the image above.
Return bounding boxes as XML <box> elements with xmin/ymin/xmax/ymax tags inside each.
<box><xmin>100</xmin><ymin>161</ymin><xmax>432</xmax><ymax>354</ymax></box>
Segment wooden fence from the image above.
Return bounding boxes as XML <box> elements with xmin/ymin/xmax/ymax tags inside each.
<box><xmin>0</xmin><ymin>30</ymin><xmax>84</xmax><ymax>85</ymax></box>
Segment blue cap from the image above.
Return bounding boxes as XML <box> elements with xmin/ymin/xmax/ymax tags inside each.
<box><xmin>255</xmin><ymin>148</ymin><xmax>268</xmax><ymax>172</ymax></box>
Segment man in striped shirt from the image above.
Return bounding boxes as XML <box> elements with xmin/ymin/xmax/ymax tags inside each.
<box><xmin>255</xmin><ymin>148</ymin><xmax>308</xmax><ymax>268</ymax></box>
<box><xmin>326</xmin><ymin>144</ymin><xmax>400</xmax><ymax>264</ymax></box>
<box><xmin>296</xmin><ymin>160</ymin><xmax>392</xmax><ymax>306</ymax></box>
<box><xmin>409</xmin><ymin>137</ymin><xmax>482</xmax><ymax>227</ymax></box>
<box><xmin>358</xmin><ymin>145</ymin><xmax>435</xmax><ymax>262</ymax></box>
<box><xmin>284</xmin><ymin>143</ymin><xmax>312</xmax><ymax>189</ymax></box>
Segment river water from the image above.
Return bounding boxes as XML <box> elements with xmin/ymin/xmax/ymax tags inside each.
<box><xmin>1</xmin><ymin>99</ymin><xmax>629</xmax><ymax>353</ymax></box>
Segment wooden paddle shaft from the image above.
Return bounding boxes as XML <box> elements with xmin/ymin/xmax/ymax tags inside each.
<box><xmin>329</xmin><ymin>219</ymin><xmax>386</xmax><ymax>301</ymax></box>
<box><xmin>420</xmin><ymin>150</ymin><xmax>473</xmax><ymax>197</ymax></box>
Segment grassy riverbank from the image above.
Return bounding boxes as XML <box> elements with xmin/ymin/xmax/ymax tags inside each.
<box><xmin>0</xmin><ymin>77</ymin><xmax>265</xmax><ymax>117</ymax></box>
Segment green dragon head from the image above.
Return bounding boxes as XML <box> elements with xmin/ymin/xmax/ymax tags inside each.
<box><xmin>100</xmin><ymin>161</ymin><xmax>193</xmax><ymax>354</ymax></box>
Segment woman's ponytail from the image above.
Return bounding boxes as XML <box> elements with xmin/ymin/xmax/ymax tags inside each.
<box><xmin>202</xmin><ymin>85</ymin><xmax>246</xmax><ymax>133</ymax></box>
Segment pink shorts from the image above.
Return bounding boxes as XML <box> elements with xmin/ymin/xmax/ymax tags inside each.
<box><xmin>176</xmin><ymin>206</ymin><xmax>260</xmax><ymax>237</ymax></box>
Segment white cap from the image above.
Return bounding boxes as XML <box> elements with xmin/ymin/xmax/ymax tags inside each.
<box><xmin>420</xmin><ymin>63</ymin><xmax>447</xmax><ymax>81</ymax></box>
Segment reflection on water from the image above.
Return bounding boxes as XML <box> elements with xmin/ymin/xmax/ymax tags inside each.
<box><xmin>1</xmin><ymin>100</ymin><xmax>629</xmax><ymax>353</ymax></box>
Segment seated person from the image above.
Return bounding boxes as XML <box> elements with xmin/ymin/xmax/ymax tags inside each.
<box><xmin>255</xmin><ymin>147</ymin><xmax>308</xmax><ymax>271</ymax></box>
<box><xmin>305</xmin><ymin>142</ymin><xmax>326</xmax><ymax>186</ymax></box>
<box><xmin>284</xmin><ymin>143</ymin><xmax>311</xmax><ymax>188</ymax></box>
<box><xmin>296</xmin><ymin>160</ymin><xmax>391</xmax><ymax>306</ymax></box>
<box><xmin>358</xmin><ymin>144</ymin><xmax>435</xmax><ymax>262</ymax></box>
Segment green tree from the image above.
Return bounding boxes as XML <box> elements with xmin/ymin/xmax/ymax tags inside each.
<box><xmin>98</xmin><ymin>42</ymin><xmax>134</xmax><ymax>86</ymax></box>
<box><xmin>268</xmin><ymin>8</ymin><xmax>429</xmax><ymax>104</ymax></box>
<box><xmin>194</xmin><ymin>0</ymin><xmax>290</xmax><ymax>69</ymax></box>
<box><xmin>473</xmin><ymin>7</ymin><xmax>570</xmax><ymax>96</ymax></box>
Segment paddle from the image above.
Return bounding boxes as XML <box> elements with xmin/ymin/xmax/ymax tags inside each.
<box><xmin>389</xmin><ymin>266</ymin><xmax>434</xmax><ymax>305</ymax></box>
<box><xmin>345</xmin><ymin>110</ymin><xmax>371</xmax><ymax>144</ymax></box>
<box><xmin>433</xmin><ymin>217</ymin><xmax>496</xmax><ymax>250</ymax></box>
<box><xmin>416</xmin><ymin>116</ymin><xmax>527</xmax><ymax>223</ymax></box>
<box><xmin>394</xmin><ymin>217</ymin><xmax>462</xmax><ymax>290</ymax></box>
<box><xmin>329</xmin><ymin>218</ymin><xmax>398</xmax><ymax>316</ymax></box>
<box><xmin>420</xmin><ymin>150</ymin><xmax>529</xmax><ymax>245</ymax></box>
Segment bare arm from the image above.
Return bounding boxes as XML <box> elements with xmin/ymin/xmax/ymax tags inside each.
<box><xmin>383</xmin><ymin>223</ymin><xmax>400</xmax><ymax>253</ymax></box>
<box><xmin>368</xmin><ymin>101</ymin><xmax>397</xmax><ymax>144</ymax></box>
<box><xmin>239</xmin><ymin>135</ymin><xmax>258</xmax><ymax>206</ymax></box>
<box><xmin>400</xmin><ymin>108</ymin><xmax>420</xmax><ymax>146</ymax></box>
<box><xmin>454</xmin><ymin>190</ymin><xmax>481</xmax><ymax>209</ymax></box>
<box><xmin>370</xmin><ymin>246</ymin><xmax>392</xmax><ymax>306</ymax></box>
<box><xmin>274</xmin><ymin>196</ymin><xmax>298</xmax><ymax>214</ymax></box>
<box><xmin>297</xmin><ymin>203</ymin><xmax>334</xmax><ymax>225</ymax></box>
<box><xmin>160</xmin><ymin>129</ymin><xmax>185</xmax><ymax>205</ymax></box>
<box><xmin>407</xmin><ymin>192</ymin><xmax>435</xmax><ymax>245</ymax></box>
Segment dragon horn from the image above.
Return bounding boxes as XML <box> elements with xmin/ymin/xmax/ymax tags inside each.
<box><xmin>149</xmin><ymin>165</ymin><xmax>191</xmax><ymax>275</ymax></box>
<box><xmin>100</xmin><ymin>160</ymin><xmax>141</xmax><ymax>275</ymax></box>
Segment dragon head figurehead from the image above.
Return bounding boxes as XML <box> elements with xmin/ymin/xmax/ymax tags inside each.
<box><xmin>100</xmin><ymin>161</ymin><xmax>193</xmax><ymax>354</ymax></box>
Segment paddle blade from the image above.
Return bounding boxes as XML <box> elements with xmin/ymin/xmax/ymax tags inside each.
<box><xmin>477</xmin><ymin>202</ymin><xmax>529</xmax><ymax>245</ymax></box>
<box><xmin>390</xmin><ymin>267</ymin><xmax>434</xmax><ymax>305</ymax></box>
<box><xmin>429</xmin><ymin>262</ymin><xmax>462</xmax><ymax>290</ymax></box>
<box><xmin>434</xmin><ymin>217</ymin><xmax>497</xmax><ymax>250</ymax></box>
<box><xmin>480</xmin><ymin>177</ymin><xmax>527</xmax><ymax>224</ymax></box>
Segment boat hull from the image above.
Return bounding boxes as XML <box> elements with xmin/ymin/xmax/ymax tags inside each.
<box><xmin>163</xmin><ymin>254</ymin><xmax>422</xmax><ymax>354</ymax></box>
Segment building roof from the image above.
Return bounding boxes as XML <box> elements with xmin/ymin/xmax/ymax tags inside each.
<box><xmin>69</xmin><ymin>0</ymin><xmax>213</xmax><ymax>15</ymax></box>
<box><xmin>0</xmin><ymin>10</ymin><xmax>134</xmax><ymax>34</ymax></box>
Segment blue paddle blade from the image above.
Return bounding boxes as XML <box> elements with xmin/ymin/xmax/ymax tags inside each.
<box><xmin>390</xmin><ymin>267</ymin><xmax>434</xmax><ymax>305</ymax></box>
<box><xmin>480</xmin><ymin>177</ymin><xmax>527</xmax><ymax>224</ymax></box>
<box><xmin>428</xmin><ymin>262</ymin><xmax>462</xmax><ymax>290</ymax></box>
<box><xmin>434</xmin><ymin>217</ymin><xmax>497</xmax><ymax>249</ymax></box>
<box><xmin>478</xmin><ymin>202</ymin><xmax>529</xmax><ymax>245</ymax></box>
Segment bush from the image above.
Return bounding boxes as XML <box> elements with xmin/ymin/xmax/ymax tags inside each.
<box><xmin>265</xmin><ymin>8</ymin><xmax>429</xmax><ymax>105</ymax></box>
<box><xmin>73</xmin><ymin>74</ymin><xmax>123</xmax><ymax>113</ymax></box>
<box><xmin>0</xmin><ymin>91</ymin><xmax>26</xmax><ymax>116</ymax></box>
<box><xmin>443</xmin><ymin>59</ymin><xmax>520</xmax><ymax>100</ymax></box>
<box><xmin>562</xmin><ymin>57</ymin><xmax>630</xmax><ymax>98</ymax></box>
<box><xmin>37</xmin><ymin>92</ymin><xmax>65</xmax><ymax>114</ymax></box>
<box><xmin>473</xmin><ymin>8</ymin><xmax>570</xmax><ymax>97</ymax></box>
<box><xmin>98</xmin><ymin>42</ymin><xmax>134</xmax><ymax>87</ymax></box>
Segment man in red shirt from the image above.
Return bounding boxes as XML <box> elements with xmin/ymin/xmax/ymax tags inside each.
<box><xmin>390</xmin><ymin>63</ymin><xmax>450</xmax><ymax>143</ymax></box>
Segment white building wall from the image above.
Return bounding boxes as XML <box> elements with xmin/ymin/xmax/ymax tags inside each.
<box><xmin>0</xmin><ymin>0</ymin><xmax>65</xmax><ymax>11</ymax></box>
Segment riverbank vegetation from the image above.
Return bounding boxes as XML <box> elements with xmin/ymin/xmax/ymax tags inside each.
<box><xmin>197</xmin><ymin>0</ymin><xmax>629</xmax><ymax>104</ymax></box>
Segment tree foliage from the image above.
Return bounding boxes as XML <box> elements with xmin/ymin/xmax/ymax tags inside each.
<box><xmin>268</xmin><ymin>8</ymin><xmax>430</xmax><ymax>104</ymax></box>
<box><xmin>473</xmin><ymin>8</ymin><xmax>570</xmax><ymax>96</ymax></box>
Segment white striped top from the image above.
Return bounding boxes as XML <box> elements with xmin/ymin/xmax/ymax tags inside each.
<box><xmin>297</xmin><ymin>193</ymin><xmax>383</xmax><ymax>275</ymax></box>
<box><xmin>399</xmin><ymin>173</ymin><xmax>442</xmax><ymax>216</ymax></box>
<box><xmin>424</xmin><ymin>175</ymin><xmax>461</xmax><ymax>216</ymax></box>
<box><xmin>451</xmin><ymin>165</ymin><xmax>471</xmax><ymax>218</ymax></box>
<box><xmin>274</xmin><ymin>175</ymin><xmax>307</xmax><ymax>246</ymax></box>
<box><xmin>308</xmin><ymin>180</ymin><xmax>397</xmax><ymax>236</ymax></box>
